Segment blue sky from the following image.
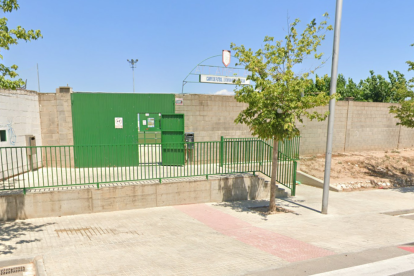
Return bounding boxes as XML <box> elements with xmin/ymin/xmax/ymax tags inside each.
<box><xmin>4</xmin><ymin>0</ymin><xmax>414</xmax><ymax>94</ymax></box>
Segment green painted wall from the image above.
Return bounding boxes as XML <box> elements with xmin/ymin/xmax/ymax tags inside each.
<box><xmin>71</xmin><ymin>93</ymin><xmax>175</xmax><ymax>167</ymax></box>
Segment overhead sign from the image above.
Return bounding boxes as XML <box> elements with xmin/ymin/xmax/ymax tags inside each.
<box><xmin>199</xmin><ymin>74</ymin><xmax>250</xmax><ymax>85</ymax></box>
<box><xmin>222</xmin><ymin>50</ymin><xmax>231</xmax><ymax>67</ymax></box>
<box><xmin>115</xmin><ymin>117</ymin><xmax>123</xmax><ymax>129</ymax></box>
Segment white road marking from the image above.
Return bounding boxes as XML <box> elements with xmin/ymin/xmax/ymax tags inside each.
<box><xmin>311</xmin><ymin>254</ymin><xmax>414</xmax><ymax>276</ymax></box>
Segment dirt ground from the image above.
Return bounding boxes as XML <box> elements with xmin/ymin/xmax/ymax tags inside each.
<box><xmin>299</xmin><ymin>148</ymin><xmax>414</xmax><ymax>189</ymax></box>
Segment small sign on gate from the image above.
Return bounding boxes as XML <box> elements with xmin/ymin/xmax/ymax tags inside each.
<box><xmin>115</xmin><ymin>117</ymin><xmax>123</xmax><ymax>129</ymax></box>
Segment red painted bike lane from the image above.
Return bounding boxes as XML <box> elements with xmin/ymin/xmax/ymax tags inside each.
<box><xmin>175</xmin><ymin>204</ymin><xmax>334</xmax><ymax>262</ymax></box>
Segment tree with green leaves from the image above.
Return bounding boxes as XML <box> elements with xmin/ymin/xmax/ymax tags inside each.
<box><xmin>359</xmin><ymin>70</ymin><xmax>406</xmax><ymax>103</ymax></box>
<box><xmin>231</xmin><ymin>14</ymin><xmax>334</xmax><ymax>212</ymax></box>
<box><xmin>306</xmin><ymin>70</ymin><xmax>410</xmax><ymax>103</ymax></box>
<box><xmin>0</xmin><ymin>0</ymin><xmax>42</xmax><ymax>89</ymax></box>
<box><xmin>389</xmin><ymin>44</ymin><xmax>414</xmax><ymax>128</ymax></box>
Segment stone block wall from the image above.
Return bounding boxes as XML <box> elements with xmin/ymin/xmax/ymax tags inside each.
<box><xmin>175</xmin><ymin>94</ymin><xmax>414</xmax><ymax>155</ymax></box>
<box><xmin>296</xmin><ymin>102</ymin><xmax>348</xmax><ymax>155</ymax></box>
<box><xmin>2</xmin><ymin>89</ymin><xmax>412</xmax><ymax>164</ymax></box>
<box><xmin>345</xmin><ymin>102</ymin><xmax>400</xmax><ymax>151</ymax></box>
<box><xmin>38</xmin><ymin>87</ymin><xmax>74</xmax><ymax>166</ymax></box>
<box><xmin>39</xmin><ymin>87</ymin><xmax>74</xmax><ymax>146</ymax></box>
<box><xmin>175</xmin><ymin>94</ymin><xmax>253</xmax><ymax>141</ymax></box>
<box><xmin>398</xmin><ymin>127</ymin><xmax>414</xmax><ymax>149</ymax></box>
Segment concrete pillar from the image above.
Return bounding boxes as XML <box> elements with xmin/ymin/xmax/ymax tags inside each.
<box><xmin>39</xmin><ymin>87</ymin><xmax>74</xmax><ymax>166</ymax></box>
<box><xmin>343</xmin><ymin>98</ymin><xmax>353</xmax><ymax>152</ymax></box>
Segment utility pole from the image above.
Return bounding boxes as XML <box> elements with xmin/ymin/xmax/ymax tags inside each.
<box><xmin>322</xmin><ymin>0</ymin><xmax>343</xmax><ymax>214</ymax></box>
<box><xmin>127</xmin><ymin>59</ymin><xmax>139</xmax><ymax>92</ymax></box>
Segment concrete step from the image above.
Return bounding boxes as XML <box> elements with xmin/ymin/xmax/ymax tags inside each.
<box><xmin>276</xmin><ymin>185</ymin><xmax>289</xmax><ymax>198</ymax></box>
<box><xmin>256</xmin><ymin>173</ymin><xmax>290</xmax><ymax>198</ymax></box>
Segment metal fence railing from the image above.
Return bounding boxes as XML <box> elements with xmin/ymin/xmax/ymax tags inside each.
<box><xmin>0</xmin><ymin>139</ymin><xmax>297</xmax><ymax>195</ymax></box>
<box><xmin>222</xmin><ymin>136</ymin><xmax>300</xmax><ymax>160</ymax></box>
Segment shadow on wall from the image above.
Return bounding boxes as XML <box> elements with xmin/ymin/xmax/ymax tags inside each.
<box><xmin>1</xmin><ymin>192</ymin><xmax>28</xmax><ymax>221</ymax></box>
<box><xmin>216</xmin><ymin>174</ymin><xmax>272</xmax><ymax>220</ymax></box>
<box><xmin>0</xmin><ymin>220</ymin><xmax>55</xmax><ymax>255</ymax></box>
<box><xmin>218</xmin><ymin>174</ymin><xmax>266</xmax><ymax>202</ymax></box>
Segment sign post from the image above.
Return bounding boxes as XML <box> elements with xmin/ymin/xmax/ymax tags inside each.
<box><xmin>181</xmin><ymin>51</ymin><xmax>248</xmax><ymax>94</ymax></box>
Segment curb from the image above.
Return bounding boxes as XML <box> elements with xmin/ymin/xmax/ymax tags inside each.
<box><xmin>0</xmin><ymin>255</ymin><xmax>47</xmax><ymax>276</ymax></box>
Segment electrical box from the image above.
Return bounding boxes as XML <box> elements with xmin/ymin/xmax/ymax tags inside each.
<box><xmin>25</xmin><ymin>135</ymin><xmax>37</xmax><ymax>171</ymax></box>
<box><xmin>25</xmin><ymin>135</ymin><xmax>36</xmax><ymax>154</ymax></box>
<box><xmin>185</xmin><ymin>132</ymin><xmax>194</xmax><ymax>149</ymax></box>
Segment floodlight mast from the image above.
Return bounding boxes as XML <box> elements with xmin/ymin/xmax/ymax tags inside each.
<box><xmin>127</xmin><ymin>59</ymin><xmax>139</xmax><ymax>92</ymax></box>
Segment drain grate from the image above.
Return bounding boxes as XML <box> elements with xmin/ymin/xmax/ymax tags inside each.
<box><xmin>55</xmin><ymin>227</ymin><xmax>140</xmax><ymax>240</ymax></box>
<box><xmin>0</xmin><ymin>266</ymin><xmax>25</xmax><ymax>275</ymax></box>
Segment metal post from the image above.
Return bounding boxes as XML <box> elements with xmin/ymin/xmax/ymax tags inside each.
<box><xmin>132</xmin><ymin>67</ymin><xmax>135</xmax><ymax>93</ymax></box>
<box><xmin>37</xmin><ymin>63</ymin><xmax>40</xmax><ymax>92</ymax></box>
<box><xmin>322</xmin><ymin>0</ymin><xmax>343</xmax><ymax>214</ymax></box>
<box><xmin>220</xmin><ymin>136</ymin><xmax>224</xmax><ymax>167</ymax></box>
<box><xmin>127</xmin><ymin>59</ymin><xmax>138</xmax><ymax>93</ymax></box>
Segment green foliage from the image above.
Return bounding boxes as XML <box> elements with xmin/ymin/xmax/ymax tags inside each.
<box><xmin>389</xmin><ymin>44</ymin><xmax>414</xmax><ymax>128</ymax></box>
<box><xmin>0</xmin><ymin>0</ymin><xmax>42</xmax><ymax>89</ymax></box>
<box><xmin>231</xmin><ymin>14</ymin><xmax>334</xmax><ymax>142</ymax></box>
<box><xmin>307</xmin><ymin>70</ymin><xmax>411</xmax><ymax>103</ymax></box>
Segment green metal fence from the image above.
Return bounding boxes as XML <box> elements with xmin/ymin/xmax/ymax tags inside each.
<box><xmin>222</xmin><ymin>136</ymin><xmax>300</xmax><ymax>160</ymax></box>
<box><xmin>0</xmin><ymin>140</ymin><xmax>297</xmax><ymax>195</ymax></box>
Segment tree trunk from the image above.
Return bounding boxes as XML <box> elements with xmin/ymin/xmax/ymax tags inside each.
<box><xmin>269</xmin><ymin>139</ymin><xmax>279</xmax><ymax>212</ymax></box>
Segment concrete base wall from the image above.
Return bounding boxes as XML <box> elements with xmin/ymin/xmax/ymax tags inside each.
<box><xmin>0</xmin><ymin>175</ymin><xmax>285</xmax><ymax>221</ymax></box>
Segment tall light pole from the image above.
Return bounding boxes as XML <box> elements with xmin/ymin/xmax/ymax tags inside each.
<box><xmin>127</xmin><ymin>59</ymin><xmax>139</xmax><ymax>92</ymax></box>
<box><xmin>322</xmin><ymin>0</ymin><xmax>343</xmax><ymax>214</ymax></box>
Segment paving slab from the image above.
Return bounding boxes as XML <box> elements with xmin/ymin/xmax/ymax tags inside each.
<box><xmin>0</xmin><ymin>184</ymin><xmax>413</xmax><ymax>275</ymax></box>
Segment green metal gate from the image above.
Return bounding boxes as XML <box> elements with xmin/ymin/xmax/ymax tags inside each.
<box><xmin>161</xmin><ymin>114</ymin><xmax>185</xmax><ymax>166</ymax></box>
<box><xmin>71</xmin><ymin>93</ymin><xmax>175</xmax><ymax>167</ymax></box>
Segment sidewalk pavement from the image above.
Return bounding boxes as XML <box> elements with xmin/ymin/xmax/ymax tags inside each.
<box><xmin>0</xmin><ymin>184</ymin><xmax>413</xmax><ymax>276</ymax></box>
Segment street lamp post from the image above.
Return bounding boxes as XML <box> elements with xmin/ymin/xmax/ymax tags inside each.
<box><xmin>127</xmin><ymin>59</ymin><xmax>139</xmax><ymax>92</ymax></box>
<box><xmin>322</xmin><ymin>0</ymin><xmax>343</xmax><ymax>214</ymax></box>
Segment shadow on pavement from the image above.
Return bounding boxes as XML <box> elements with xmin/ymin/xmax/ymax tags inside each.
<box><xmin>278</xmin><ymin>198</ymin><xmax>321</xmax><ymax>214</ymax></box>
<box><xmin>0</xmin><ymin>221</ymin><xmax>55</xmax><ymax>255</ymax></box>
<box><xmin>214</xmin><ymin>199</ymin><xmax>301</xmax><ymax>221</ymax></box>
<box><xmin>392</xmin><ymin>186</ymin><xmax>414</xmax><ymax>194</ymax></box>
